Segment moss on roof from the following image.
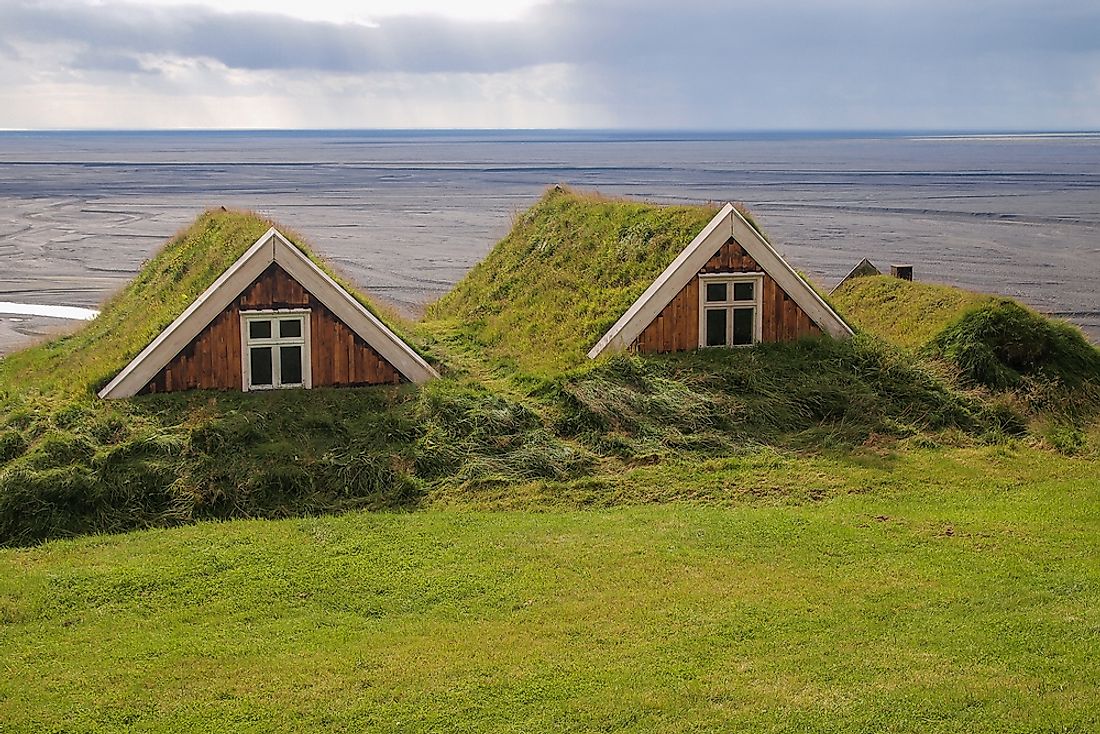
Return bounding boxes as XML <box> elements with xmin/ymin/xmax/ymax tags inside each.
<box><xmin>422</xmin><ymin>187</ymin><xmax>724</xmax><ymax>375</ymax></box>
<box><xmin>0</xmin><ymin>209</ymin><xmax>412</xmax><ymax>398</ymax></box>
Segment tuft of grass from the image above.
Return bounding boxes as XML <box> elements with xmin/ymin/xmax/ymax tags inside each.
<box><xmin>1039</xmin><ymin>420</ymin><xmax>1088</xmax><ymax>455</ymax></box>
<box><xmin>927</xmin><ymin>299</ymin><xmax>1100</xmax><ymax>422</ymax></box>
<box><xmin>550</xmin><ymin>335</ymin><xmax>1019</xmax><ymax>460</ymax></box>
<box><xmin>412</xmin><ymin>379</ymin><xmax>594</xmax><ymax>485</ymax></box>
<box><xmin>929</xmin><ymin>299</ymin><xmax>1100</xmax><ymax>387</ymax></box>
<box><xmin>0</xmin><ymin>388</ymin><xmax>424</xmax><ymax>545</ymax></box>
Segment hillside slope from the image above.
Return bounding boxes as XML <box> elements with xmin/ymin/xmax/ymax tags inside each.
<box><xmin>1</xmin><ymin>197</ymin><xmax>1098</xmax><ymax>545</ymax></box>
<box><xmin>3</xmin><ymin>446</ymin><xmax>1098</xmax><ymax>732</ymax></box>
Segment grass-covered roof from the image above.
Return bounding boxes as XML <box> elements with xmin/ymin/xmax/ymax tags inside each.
<box><xmin>422</xmin><ymin>187</ymin><xmax>724</xmax><ymax>375</ymax></box>
<box><xmin>0</xmin><ymin>209</ymin><xmax>411</xmax><ymax>398</ymax></box>
<box><xmin>832</xmin><ymin>274</ymin><xmax>1100</xmax><ymax>401</ymax></box>
<box><xmin>830</xmin><ymin>275</ymin><xmax>995</xmax><ymax>350</ymax></box>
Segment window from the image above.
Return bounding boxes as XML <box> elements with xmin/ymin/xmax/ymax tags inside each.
<box><xmin>698</xmin><ymin>274</ymin><xmax>763</xmax><ymax>348</ymax></box>
<box><xmin>241</xmin><ymin>310</ymin><xmax>311</xmax><ymax>390</ymax></box>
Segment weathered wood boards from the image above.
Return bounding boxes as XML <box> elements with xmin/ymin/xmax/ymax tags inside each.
<box><xmin>98</xmin><ymin>226</ymin><xmax>436</xmax><ymax>398</ymax></box>
<box><xmin>634</xmin><ymin>238</ymin><xmax>822</xmax><ymax>353</ymax></box>
<box><xmin>141</xmin><ymin>264</ymin><xmax>401</xmax><ymax>393</ymax></box>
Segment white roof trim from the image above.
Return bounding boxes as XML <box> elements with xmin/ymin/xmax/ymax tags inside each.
<box><xmin>99</xmin><ymin>227</ymin><xmax>437</xmax><ymax>398</ymax></box>
<box><xmin>587</xmin><ymin>204</ymin><xmax>853</xmax><ymax>359</ymax></box>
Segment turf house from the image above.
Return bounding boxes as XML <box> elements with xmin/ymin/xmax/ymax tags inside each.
<box><xmin>4</xmin><ymin>189</ymin><xmax>1100</xmax><ymax>553</ymax></box>
<box><xmin>588</xmin><ymin>202</ymin><xmax>853</xmax><ymax>358</ymax></box>
<box><xmin>99</xmin><ymin>225</ymin><xmax>437</xmax><ymax>398</ymax></box>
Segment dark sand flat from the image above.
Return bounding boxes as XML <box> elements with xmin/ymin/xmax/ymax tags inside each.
<box><xmin>1</xmin><ymin>131</ymin><xmax>1097</xmax><ymax>356</ymax></box>
<box><xmin>0</xmin><ymin>314</ymin><xmax>80</xmax><ymax>355</ymax></box>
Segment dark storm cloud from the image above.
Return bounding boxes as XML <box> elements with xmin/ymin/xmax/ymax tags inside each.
<box><xmin>1</xmin><ymin>0</ymin><xmax>1098</xmax><ymax>126</ymax></box>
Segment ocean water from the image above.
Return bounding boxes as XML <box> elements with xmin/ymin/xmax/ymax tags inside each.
<box><xmin>0</xmin><ymin>129</ymin><xmax>1097</xmax><ymax>352</ymax></box>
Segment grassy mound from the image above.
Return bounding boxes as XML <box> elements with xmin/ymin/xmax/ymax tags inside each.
<box><xmin>0</xmin><ymin>388</ymin><xmax>423</xmax><ymax>544</ymax></box>
<box><xmin>929</xmin><ymin>299</ymin><xmax>1100</xmax><ymax>406</ymax></box>
<box><xmin>831</xmin><ymin>274</ymin><xmax>1100</xmax><ymax>420</ymax></box>
<box><xmin>830</xmin><ymin>275</ymin><xmax>993</xmax><ymax>350</ymax></box>
<box><xmin>2</xmin><ymin>333</ymin><xmax>1021</xmax><ymax>545</ymax></box>
<box><xmin>551</xmin><ymin>337</ymin><xmax>1018</xmax><ymax>456</ymax></box>
<box><xmin>0</xmin><ymin>210</ymin><xmax>437</xmax><ymax>544</ymax></box>
<box><xmin>423</xmin><ymin>187</ymin><xmax>721</xmax><ymax>374</ymax></box>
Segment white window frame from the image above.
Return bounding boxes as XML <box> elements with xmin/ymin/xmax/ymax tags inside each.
<box><xmin>697</xmin><ymin>273</ymin><xmax>764</xmax><ymax>348</ymax></box>
<box><xmin>240</xmin><ymin>309</ymin><xmax>313</xmax><ymax>391</ymax></box>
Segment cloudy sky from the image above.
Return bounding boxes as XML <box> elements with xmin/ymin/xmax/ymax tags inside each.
<box><xmin>1</xmin><ymin>0</ymin><xmax>1098</xmax><ymax>129</ymax></box>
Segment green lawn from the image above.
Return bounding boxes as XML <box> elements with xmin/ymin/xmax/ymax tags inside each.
<box><xmin>2</xmin><ymin>442</ymin><xmax>1097</xmax><ymax>733</ymax></box>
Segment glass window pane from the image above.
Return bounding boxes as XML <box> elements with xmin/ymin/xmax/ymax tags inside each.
<box><xmin>733</xmin><ymin>308</ymin><xmax>754</xmax><ymax>345</ymax></box>
<box><xmin>705</xmin><ymin>282</ymin><xmax>727</xmax><ymax>303</ymax></box>
<box><xmin>250</xmin><ymin>347</ymin><xmax>273</xmax><ymax>386</ymax></box>
<box><xmin>248</xmin><ymin>319</ymin><xmax>272</xmax><ymax>340</ymax></box>
<box><xmin>705</xmin><ymin>309</ymin><xmax>727</xmax><ymax>347</ymax></box>
<box><xmin>733</xmin><ymin>281</ymin><xmax>755</xmax><ymax>302</ymax></box>
<box><xmin>280</xmin><ymin>346</ymin><xmax>303</xmax><ymax>385</ymax></box>
<box><xmin>279</xmin><ymin>318</ymin><xmax>302</xmax><ymax>338</ymax></box>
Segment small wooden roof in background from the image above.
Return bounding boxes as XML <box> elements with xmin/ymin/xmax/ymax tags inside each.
<box><xmin>830</xmin><ymin>258</ymin><xmax>881</xmax><ymax>294</ymax></box>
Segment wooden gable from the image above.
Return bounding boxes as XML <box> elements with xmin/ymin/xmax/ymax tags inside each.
<box><xmin>634</xmin><ymin>237</ymin><xmax>822</xmax><ymax>353</ymax></box>
<box><xmin>831</xmin><ymin>258</ymin><xmax>881</xmax><ymax>294</ymax></box>
<box><xmin>140</xmin><ymin>264</ymin><xmax>402</xmax><ymax>394</ymax></box>
<box><xmin>588</xmin><ymin>204</ymin><xmax>852</xmax><ymax>360</ymax></box>
<box><xmin>100</xmin><ymin>227</ymin><xmax>437</xmax><ymax>399</ymax></box>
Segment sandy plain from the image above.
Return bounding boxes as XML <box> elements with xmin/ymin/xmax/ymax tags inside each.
<box><xmin>1</xmin><ymin>131</ymin><xmax>1097</xmax><ymax>354</ymax></box>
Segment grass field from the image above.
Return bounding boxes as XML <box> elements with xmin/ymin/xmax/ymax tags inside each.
<box><xmin>2</xmin><ymin>438</ymin><xmax>1098</xmax><ymax>733</ymax></box>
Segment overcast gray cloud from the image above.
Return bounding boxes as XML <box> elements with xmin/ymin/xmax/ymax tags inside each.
<box><xmin>1</xmin><ymin>0</ymin><xmax>1098</xmax><ymax>128</ymax></box>
<box><xmin>0</xmin><ymin>1</ymin><xmax>551</xmax><ymax>73</ymax></box>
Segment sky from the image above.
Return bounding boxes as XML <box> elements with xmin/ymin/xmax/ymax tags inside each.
<box><xmin>1</xmin><ymin>0</ymin><xmax>1098</xmax><ymax>130</ymax></box>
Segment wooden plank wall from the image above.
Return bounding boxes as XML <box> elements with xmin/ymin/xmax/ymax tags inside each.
<box><xmin>141</xmin><ymin>264</ymin><xmax>403</xmax><ymax>393</ymax></box>
<box><xmin>634</xmin><ymin>236</ymin><xmax>822</xmax><ymax>354</ymax></box>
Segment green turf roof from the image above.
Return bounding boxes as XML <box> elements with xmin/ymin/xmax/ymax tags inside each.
<box><xmin>422</xmin><ymin>187</ymin><xmax>725</xmax><ymax>375</ymax></box>
<box><xmin>0</xmin><ymin>209</ymin><xmax>411</xmax><ymax>398</ymax></box>
<box><xmin>830</xmin><ymin>275</ymin><xmax>995</xmax><ymax>350</ymax></box>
